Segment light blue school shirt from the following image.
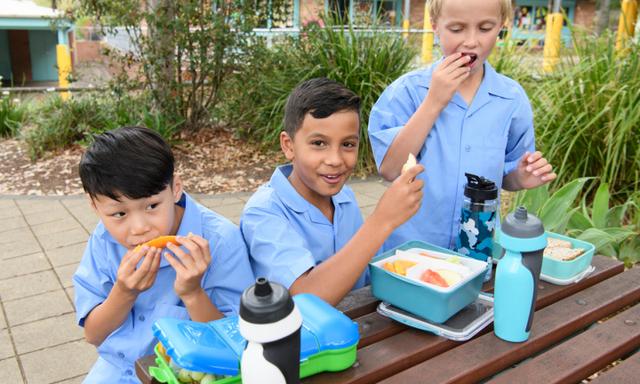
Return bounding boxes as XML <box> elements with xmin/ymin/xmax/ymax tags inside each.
<box><xmin>240</xmin><ymin>164</ymin><xmax>369</xmax><ymax>290</ymax></box>
<box><xmin>368</xmin><ymin>61</ymin><xmax>535</xmax><ymax>251</ymax></box>
<box><xmin>73</xmin><ymin>192</ymin><xmax>254</xmax><ymax>384</ymax></box>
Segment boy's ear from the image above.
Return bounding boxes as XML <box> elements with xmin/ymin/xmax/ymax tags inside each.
<box><xmin>172</xmin><ymin>174</ymin><xmax>184</xmax><ymax>203</ymax></box>
<box><xmin>280</xmin><ymin>131</ymin><xmax>295</xmax><ymax>161</ymax></box>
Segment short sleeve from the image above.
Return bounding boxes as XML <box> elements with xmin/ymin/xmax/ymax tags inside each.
<box><xmin>201</xmin><ymin>222</ymin><xmax>255</xmax><ymax>317</ymax></box>
<box><xmin>241</xmin><ymin>207</ymin><xmax>317</xmax><ymax>289</ymax></box>
<box><xmin>72</xmin><ymin>234</ymin><xmax>115</xmax><ymax>327</ymax></box>
<box><xmin>504</xmin><ymin>86</ymin><xmax>536</xmax><ymax>176</ymax></box>
<box><xmin>368</xmin><ymin>78</ymin><xmax>421</xmax><ymax>170</ymax></box>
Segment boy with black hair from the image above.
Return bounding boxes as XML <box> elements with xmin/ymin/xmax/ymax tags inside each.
<box><xmin>73</xmin><ymin>126</ymin><xmax>254</xmax><ymax>383</ymax></box>
<box><xmin>241</xmin><ymin>78</ymin><xmax>424</xmax><ymax>306</ymax></box>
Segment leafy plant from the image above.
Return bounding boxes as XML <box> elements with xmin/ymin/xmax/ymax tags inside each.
<box><xmin>80</xmin><ymin>0</ymin><xmax>276</xmax><ymax>130</ymax></box>
<box><xmin>566</xmin><ymin>182</ymin><xmax>639</xmax><ymax>266</ymax></box>
<box><xmin>511</xmin><ymin>178</ymin><xmax>640</xmax><ymax>266</ymax></box>
<box><xmin>0</xmin><ymin>91</ymin><xmax>27</xmax><ymax>137</ymax></box>
<box><xmin>530</xmin><ymin>30</ymin><xmax>640</xmax><ymax>206</ymax></box>
<box><xmin>220</xmin><ymin>15</ymin><xmax>417</xmax><ymax>173</ymax></box>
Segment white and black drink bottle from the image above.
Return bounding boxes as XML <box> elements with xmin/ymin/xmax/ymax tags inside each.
<box><xmin>238</xmin><ymin>278</ymin><xmax>303</xmax><ymax>384</ymax></box>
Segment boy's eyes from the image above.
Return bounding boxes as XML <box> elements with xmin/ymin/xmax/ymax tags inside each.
<box><xmin>343</xmin><ymin>141</ymin><xmax>358</xmax><ymax>148</ymax></box>
<box><xmin>311</xmin><ymin>140</ymin><xmax>326</xmax><ymax>147</ymax></box>
<box><xmin>111</xmin><ymin>211</ymin><xmax>126</xmax><ymax>218</ymax></box>
<box><xmin>147</xmin><ymin>203</ymin><xmax>160</xmax><ymax>210</ymax></box>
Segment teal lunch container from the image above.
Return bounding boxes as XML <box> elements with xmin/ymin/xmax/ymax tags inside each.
<box><xmin>369</xmin><ymin>240</ymin><xmax>488</xmax><ymax>324</ymax></box>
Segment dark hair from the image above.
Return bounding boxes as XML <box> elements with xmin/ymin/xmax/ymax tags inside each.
<box><xmin>79</xmin><ymin>126</ymin><xmax>174</xmax><ymax>200</ymax></box>
<box><xmin>283</xmin><ymin>77</ymin><xmax>360</xmax><ymax>137</ymax></box>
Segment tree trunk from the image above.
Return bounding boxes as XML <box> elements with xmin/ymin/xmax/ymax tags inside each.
<box><xmin>147</xmin><ymin>0</ymin><xmax>178</xmax><ymax>118</ymax></box>
<box><xmin>596</xmin><ymin>0</ymin><xmax>612</xmax><ymax>35</ymax></box>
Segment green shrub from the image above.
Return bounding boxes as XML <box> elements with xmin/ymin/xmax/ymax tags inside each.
<box><xmin>530</xmin><ymin>31</ymin><xmax>640</xmax><ymax>205</ymax></box>
<box><xmin>220</xmin><ymin>17</ymin><xmax>417</xmax><ymax>173</ymax></box>
<box><xmin>25</xmin><ymin>92</ymin><xmax>177</xmax><ymax>158</ymax></box>
<box><xmin>0</xmin><ymin>91</ymin><xmax>27</xmax><ymax>137</ymax></box>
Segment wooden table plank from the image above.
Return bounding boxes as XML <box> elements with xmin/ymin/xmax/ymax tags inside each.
<box><xmin>588</xmin><ymin>351</ymin><xmax>640</xmax><ymax>384</ymax></box>
<box><xmin>487</xmin><ymin>303</ymin><xmax>640</xmax><ymax>384</ymax></box>
<box><xmin>379</xmin><ymin>267</ymin><xmax>640</xmax><ymax>384</ymax></box>
<box><xmin>302</xmin><ymin>256</ymin><xmax>624</xmax><ymax>384</ymax></box>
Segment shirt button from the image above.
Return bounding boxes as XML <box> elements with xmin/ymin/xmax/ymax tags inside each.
<box><xmin>465</xmin><ymin>145</ymin><xmax>471</xmax><ymax>152</ymax></box>
<box><xmin>118</xmin><ymin>352</ymin><xmax>125</xmax><ymax>358</ymax></box>
<box><xmin>125</xmin><ymin>369</ymin><xmax>133</xmax><ymax>376</ymax></box>
<box><xmin>138</xmin><ymin>315</ymin><xmax>145</xmax><ymax>321</ymax></box>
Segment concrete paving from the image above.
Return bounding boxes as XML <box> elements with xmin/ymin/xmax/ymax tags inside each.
<box><xmin>0</xmin><ymin>178</ymin><xmax>387</xmax><ymax>383</ymax></box>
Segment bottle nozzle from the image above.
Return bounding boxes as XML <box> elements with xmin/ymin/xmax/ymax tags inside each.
<box><xmin>254</xmin><ymin>277</ymin><xmax>273</xmax><ymax>297</ymax></box>
<box><xmin>515</xmin><ymin>206</ymin><xmax>528</xmax><ymax>221</ymax></box>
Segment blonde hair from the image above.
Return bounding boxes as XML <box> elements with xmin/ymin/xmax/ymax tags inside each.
<box><xmin>428</xmin><ymin>0</ymin><xmax>513</xmax><ymax>24</ymax></box>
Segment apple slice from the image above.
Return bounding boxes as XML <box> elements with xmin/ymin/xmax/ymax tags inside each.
<box><xmin>401</xmin><ymin>153</ymin><xmax>417</xmax><ymax>174</ymax></box>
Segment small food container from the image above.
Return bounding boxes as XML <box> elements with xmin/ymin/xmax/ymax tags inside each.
<box><xmin>369</xmin><ymin>240</ymin><xmax>488</xmax><ymax>324</ymax></box>
<box><xmin>541</xmin><ymin>232</ymin><xmax>595</xmax><ymax>281</ymax></box>
<box><xmin>150</xmin><ymin>294</ymin><xmax>359</xmax><ymax>384</ymax></box>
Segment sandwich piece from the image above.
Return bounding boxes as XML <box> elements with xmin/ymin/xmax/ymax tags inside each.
<box><xmin>544</xmin><ymin>246</ymin><xmax>585</xmax><ymax>261</ymax></box>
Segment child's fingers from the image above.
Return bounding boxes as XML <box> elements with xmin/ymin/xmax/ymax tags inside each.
<box><xmin>123</xmin><ymin>246</ymin><xmax>148</xmax><ymax>273</ymax></box>
<box><xmin>441</xmin><ymin>52</ymin><xmax>464</xmax><ymax>68</ymax></box>
<box><xmin>532</xmin><ymin>163</ymin><xmax>553</xmax><ymax>177</ymax></box>
<box><xmin>166</xmin><ymin>242</ymin><xmax>195</xmax><ymax>269</ymax></box>
<box><xmin>188</xmin><ymin>235</ymin><xmax>212</xmax><ymax>265</ymax></box>
<box><xmin>399</xmin><ymin>164</ymin><xmax>424</xmax><ymax>183</ymax></box>
<box><xmin>131</xmin><ymin>247</ymin><xmax>157</xmax><ymax>281</ymax></box>
<box><xmin>541</xmin><ymin>172</ymin><xmax>558</xmax><ymax>182</ymax></box>
<box><xmin>526</xmin><ymin>151</ymin><xmax>543</xmax><ymax>163</ymax></box>
<box><xmin>163</xmin><ymin>251</ymin><xmax>186</xmax><ymax>274</ymax></box>
<box><xmin>142</xmin><ymin>250</ymin><xmax>162</xmax><ymax>287</ymax></box>
<box><xmin>526</xmin><ymin>157</ymin><xmax>548</xmax><ymax>173</ymax></box>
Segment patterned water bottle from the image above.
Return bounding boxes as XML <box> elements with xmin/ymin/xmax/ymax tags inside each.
<box><xmin>454</xmin><ymin>173</ymin><xmax>498</xmax><ymax>282</ymax></box>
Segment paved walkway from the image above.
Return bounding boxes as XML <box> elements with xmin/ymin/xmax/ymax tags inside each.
<box><xmin>0</xmin><ymin>179</ymin><xmax>387</xmax><ymax>384</ymax></box>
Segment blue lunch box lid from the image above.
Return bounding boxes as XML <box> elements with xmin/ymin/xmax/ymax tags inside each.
<box><xmin>153</xmin><ymin>293</ymin><xmax>359</xmax><ymax>375</ymax></box>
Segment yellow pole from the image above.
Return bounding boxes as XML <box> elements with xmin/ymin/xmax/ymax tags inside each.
<box><xmin>421</xmin><ymin>3</ymin><xmax>434</xmax><ymax>64</ymax></box>
<box><xmin>402</xmin><ymin>0</ymin><xmax>411</xmax><ymax>40</ymax></box>
<box><xmin>542</xmin><ymin>13</ymin><xmax>563</xmax><ymax>73</ymax></box>
<box><xmin>616</xmin><ymin>0</ymin><xmax>638</xmax><ymax>53</ymax></box>
<box><xmin>56</xmin><ymin>44</ymin><xmax>72</xmax><ymax>100</ymax></box>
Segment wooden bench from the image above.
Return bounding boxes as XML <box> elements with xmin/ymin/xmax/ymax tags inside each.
<box><xmin>136</xmin><ymin>255</ymin><xmax>639</xmax><ymax>383</ymax></box>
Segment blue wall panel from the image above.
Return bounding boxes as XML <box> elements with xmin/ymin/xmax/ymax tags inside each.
<box><xmin>0</xmin><ymin>30</ymin><xmax>11</xmax><ymax>81</ymax></box>
<box><xmin>28</xmin><ymin>30</ymin><xmax>58</xmax><ymax>81</ymax></box>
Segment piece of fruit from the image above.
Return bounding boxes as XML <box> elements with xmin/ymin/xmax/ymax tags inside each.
<box><xmin>393</xmin><ymin>260</ymin><xmax>417</xmax><ymax>276</ymax></box>
<box><xmin>178</xmin><ymin>368</ymin><xmax>193</xmax><ymax>383</ymax></box>
<box><xmin>445</xmin><ymin>256</ymin><xmax>462</xmax><ymax>265</ymax></box>
<box><xmin>401</xmin><ymin>153</ymin><xmax>417</xmax><ymax>174</ymax></box>
<box><xmin>420</xmin><ymin>269</ymin><xmax>449</xmax><ymax>287</ymax></box>
<box><xmin>201</xmin><ymin>374</ymin><xmax>217</xmax><ymax>384</ymax></box>
<box><xmin>190</xmin><ymin>370</ymin><xmax>206</xmax><ymax>381</ymax></box>
<box><xmin>157</xmin><ymin>342</ymin><xmax>169</xmax><ymax>363</ymax></box>
<box><xmin>382</xmin><ymin>262</ymin><xmax>396</xmax><ymax>273</ymax></box>
<box><xmin>435</xmin><ymin>269</ymin><xmax>462</xmax><ymax>286</ymax></box>
<box><xmin>134</xmin><ymin>235</ymin><xmax>179</xmax><ymax>252</ymax></box>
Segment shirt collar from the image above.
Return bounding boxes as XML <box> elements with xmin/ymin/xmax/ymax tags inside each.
<box><xmin>416</xmin><ymin>60</ymin><xmax>515</xmax><ymax>100</ymax></box>
<box><xmin>270</xmin><ymin>164</ymin><xmax>353</xmax><ymax>215</ymax></box>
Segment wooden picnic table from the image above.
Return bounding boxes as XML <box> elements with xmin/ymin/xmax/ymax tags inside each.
<box><xmin>136</xmin><ymin>255</ymin><xmax>640</xmax><ymax>383</ymax></box>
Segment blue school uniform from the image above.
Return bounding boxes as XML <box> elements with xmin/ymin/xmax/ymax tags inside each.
<box><xmin>240</xmin><ymin>164</ymin><xmax>368</xmax><ymax>290</ymax></box>
<box><xmin>73</xmin><ymin>192</ymin><xmax>254</xmax><ymax>384</ymax></box>
<box><xmin>368</xmin><ymin>61</ymin><xmax>535</xmax><ymax>251</ymax></box>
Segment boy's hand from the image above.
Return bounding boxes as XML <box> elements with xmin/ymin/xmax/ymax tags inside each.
<box><xmin>373</xmin><ymin>164</ymin><xmax>424</xmax><ymax>230</ymax></box>
<box><xmin>164</xmin><ymin>234</ymin><xmax>212</xmax><ymax>300</ymax></box>
<box><xmin>426</xmin><ymin>53</ymin><xmax>472</xmax><ymax>110</ymax></box>
<box><xmin>513</xmin><ymin>151</ymin><xmax>557</xmax><ymax>190</ymax></box>
<box><xmin>114</xmin><ymin>246</ymin><xmax>162</xmax><ymax>298</ymax></box>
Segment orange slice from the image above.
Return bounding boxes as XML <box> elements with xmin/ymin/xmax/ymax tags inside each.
<box><xmin>134</xmin><ymin>235</ymin><xmax>179</xmax><ymax>252</ymax></box>
<box><xmin>382</xmin><ymin>262</ymin><xmax>396</xmax><ymax>273</ymax></box>
<box><xmin>393</xmin><ymin>260</ymin><xmax>417</xmax><ymax>276</ymax></box>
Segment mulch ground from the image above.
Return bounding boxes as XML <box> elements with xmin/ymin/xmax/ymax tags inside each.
<box><xmin>0</xmin><ymin>129</ymin><xmax>285</xmax><ymax>196</ymax></box>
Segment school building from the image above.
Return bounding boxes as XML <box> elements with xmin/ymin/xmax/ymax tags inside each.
<box><xmin>0</xmin><ymin>0</ymin><xmax>74</xmax><ymax>86</ymax></box>
<box><xmin>266</xmin><ymin>1</ymin><xmax>597</xmax><ymax>35</ymax></box>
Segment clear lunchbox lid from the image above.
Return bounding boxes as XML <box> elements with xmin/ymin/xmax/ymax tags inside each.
<box><xmin>377</xmin><ymin>292</ymin><xmax>494</xmax><ymax>341</ymax></box>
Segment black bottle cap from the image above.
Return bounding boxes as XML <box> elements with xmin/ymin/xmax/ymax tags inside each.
<box><xmin>464</xmin><ymin>173</ymin><xmax>498</xmax><ymax>203</ymax></box>
<box><xmin>240</xmin><ymin>278</ymin><xmax>295</xmax><ymax>324</ymax></box>
<box><xmin>502</xmin><ymin>206</ymin><xmax>545</xmax><ymax>238</ymax></box>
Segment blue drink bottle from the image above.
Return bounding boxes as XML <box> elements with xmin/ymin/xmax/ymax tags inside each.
<box><xmin>454</xmin><ymin>173</ymin><xmax>498</xmax><ymax>282</ymax></box>
<box><xmin>494</xmin><ymin>207</ymin><xmax>546</xmax><ymax>342</ymax></box>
